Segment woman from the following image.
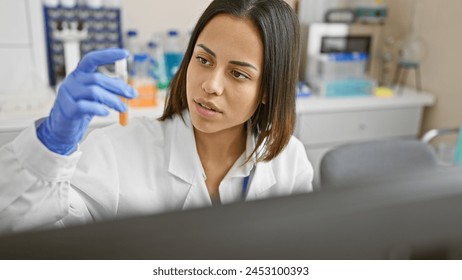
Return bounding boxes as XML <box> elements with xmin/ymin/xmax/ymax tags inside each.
<box><xmin>0</xmin><ymin>0</ymin><xmax>313</xmax><ymax>234</ymax></box>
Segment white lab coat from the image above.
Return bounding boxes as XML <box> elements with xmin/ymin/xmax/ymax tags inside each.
<box><xmin>0</xmin><ymin>111</ymin><xmax>313</xmax><ymax>234</ymax></box>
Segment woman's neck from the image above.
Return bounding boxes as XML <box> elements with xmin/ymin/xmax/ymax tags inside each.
<box><xmin>194</xmin><ymin>125</ymin><xmax>247</xmax><ymax>204</ymax></box>
<box><xmin>194</xmin><ymin>125</ymin><xmax>247</xmax><ymax>162</ymax></box>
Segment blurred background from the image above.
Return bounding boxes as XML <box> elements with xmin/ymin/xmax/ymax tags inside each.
<box><xmin>0</xmin><ymin>0</ymin><xmax>461</xmax><ymax>189</ymax></box>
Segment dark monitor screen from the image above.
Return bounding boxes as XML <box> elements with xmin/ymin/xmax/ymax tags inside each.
<box><xmin>1</xmin><ymin>167</ymin><xmax>462</xmax><ymax>259</ymax></box>
<box><xmin>321</xmin><ymin>36</ymin><xmax>371</xmax><ymax>54</ymax></box>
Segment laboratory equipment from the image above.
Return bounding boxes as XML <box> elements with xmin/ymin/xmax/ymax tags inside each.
<box><xmin>147</xmin><ymin>38</ymin><xmax>169</xmax><ymax>90</ymax></box>
<box><xmin>124</xmin><ymin>29</ymin><xmax>141</xmax><ymax>76</ymax></box>
<box><xmin>324</xmin><ymin>8</ymin><xmax>356</xmax><ymax>23</ymax></box>
<box><xmin>318</xmin><ymin>52</ymin><xmax>372</xmax><ymax>97</ymax></box>
<box><xmin>164</xmin><ymin>30</ymin><xmax>184</xmax><ymax>83</ymax></box>
<box><xmin>349</xmin><ymin>0</ymin><xmax>388</xmax><ymax>23</ymax></box>
<box><xmin>128</xmin><ymin>53</ymin><xmax>158</xmax><ymax>107</ymax></box>
<box><xmin>43</xmin><ymin>2</ymin><xmax>123</xmax><ymax>86</ymax></box>
<box><xmin>122</xmin><ymin>29</ymin><xmax>158</xmax><ymax>107</ymax></box>
<box><xmin>53</xmin><ymin>20</ymin><xmax>88</xmax><ymax>77</ymax></box>
<box><xmin>298</xmin><ymin>0</ymin><xmax>350</xmax><ymax>24</ymax></box>
<box><xmin>305</xmin><ymin>23</ymin><xmax>381</xmax><ymax>97</ymax></box>
<box><xmin>393</xmin><ymin>0</ymin><xmax>427</xmax><ymax>93</ymax></box>
<box><xmin>115</xmin><ymin>58</ymin><xmax>128</xmax><ymax>126</ymax></box>
<box><xmin>393</xmin><ymin>29</ymin><xmax>426</xmax><ymax>92</ymax></box>
<box><xmin>377</xmin><ymin>25</ymin><xmax>402</xmax><ymax>87</ymax></box>
<box><xmin>298</xmin><ymin>0</ymin><xmax>387</xmax><ymax>24</ymax></box>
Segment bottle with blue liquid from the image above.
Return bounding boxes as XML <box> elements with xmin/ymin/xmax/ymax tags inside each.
<box><xmin>164</xmin><ymin>30</ymin><xmax>184</xmax><ymax>83</ymax></box>
<box><xmin>147</xmin><ymin>40</ymin><xmax>169</xmax><ymax>90</ymax></box>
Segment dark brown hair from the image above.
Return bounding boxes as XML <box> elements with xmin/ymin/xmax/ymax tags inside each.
<box><xmin>160</xmin><ymin>0</ymin><xmax>300</xmax><ymax>162</ymax></box>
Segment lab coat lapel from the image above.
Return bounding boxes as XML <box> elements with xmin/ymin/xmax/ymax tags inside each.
<box><xmin>168</xmin><ymin>113</ymin><xmax>197</xmax><ymax>184</ymax></box>
<box><xmin>167</xmin><ymin>111</ymin><xmax>212</xmax><ymax>209</ymax></box>
<box><xmin>246</xmin><ymin>160</ymin><xmax>276</xmax><ymax>200</ymax></box>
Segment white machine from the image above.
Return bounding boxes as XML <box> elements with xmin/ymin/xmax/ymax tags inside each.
<box><xmin>304</xmin><ymin>23</ymin><xmax>382</xmax><ymax>97</ymax></box>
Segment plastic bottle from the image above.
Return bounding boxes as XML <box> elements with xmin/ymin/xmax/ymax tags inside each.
<box><xmin>147</xmin><ymin>39</ymin><xmax>169</xmax><ymax>90</ymax></box>
<box><xmin>128</xmin><ymin>53</ymin><xmax>158</xmax><ymax>107</ymax></box>
<box><xmin>163</xmin><ymin>30</ymin><xmax>184</xmax><ymax>83</ymax></box>
<box><xmin>124</xmin><ymin>29</ymin><xmax>140</xmax><ymax>76</ymax></box>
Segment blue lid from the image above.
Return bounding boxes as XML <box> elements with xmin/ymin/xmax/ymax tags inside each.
<box><xmin>127</xmin><ymin>30</ymin><xmax>138</xmax><ymax>37</ymax></box>
<box><xmin>133</xmin><ymin>53</ymin><xmax>149</xmax><ymax>62</ymax></box>
<box><xmin>147</xmin><ymin>41</ymin><xmax>158</xmax><ymax>48</ymax></box>
<box><xmin>168</xmin><ymin>30</ymin><xmax>179</xmax><ymax>36</ymax></box>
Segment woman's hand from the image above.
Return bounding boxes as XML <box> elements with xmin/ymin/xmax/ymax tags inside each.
<box><xmin>37</xmin><ymin>48</ymin><xmax>137</xmax><ymax>155</ymax></box>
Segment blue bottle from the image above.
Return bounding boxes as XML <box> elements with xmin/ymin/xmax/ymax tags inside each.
<box><xmin>164</xmin><ymin>30</ymin><xmax>184</xmax><ymax>83</ymax></box>
<box><xmin>147</xmin><ymin>40</ymin><xmax>169</xmax><ymax>90</ymax></box>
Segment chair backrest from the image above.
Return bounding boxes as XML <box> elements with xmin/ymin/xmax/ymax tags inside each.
<box><xmin>320</xmin><ymin>139</ymin><xmax>438</xmax><ymax>189</ymax></box>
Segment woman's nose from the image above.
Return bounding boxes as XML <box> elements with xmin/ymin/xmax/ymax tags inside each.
<box><xmin>201</xmin><ymin>70</ymin><xmax>224</xmax><ymax>96</ymax></box>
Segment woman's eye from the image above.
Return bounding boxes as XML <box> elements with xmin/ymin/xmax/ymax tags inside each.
<box><xmin>231</xmin><ymin>70</ymin><xmax>248</xmax><ymax>80</ymax></box>
<box><xmin>196</xmin><ymin>56</ymin><xmax>210</xmax><ymax>65</ymax></box>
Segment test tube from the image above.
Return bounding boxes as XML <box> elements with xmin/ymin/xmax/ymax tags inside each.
<box><xmin>115</xmin><ymin>58</ymin><xmax>128</xmax><ymax>126</ymax></box>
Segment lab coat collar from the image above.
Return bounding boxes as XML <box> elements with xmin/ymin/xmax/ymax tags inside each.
<box><xmin>168</xmin><ymin>111</ymin><xmax>202</xmax><ymax>184</ymax></box>
<box><xmin>168</xmin><ymin>111</ymin><xmax>211</xmax><ymax>209</ymax></box>
<box><xmin>169</xmin><ymin>110</ymin><xmax>258</xmax><ymax>183</ymax></box>
<box><xmin>244</xmin><ymin>128</ymin><xmax>277</xmax><ymax>199</ymax></box>
<box><xmin>168</xmin><ymin>110</ymin><xmax>276</xmax><ymax>205</ymax></box>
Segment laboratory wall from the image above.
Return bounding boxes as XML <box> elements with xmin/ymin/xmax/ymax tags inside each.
<box><xmin>386</xmin><ymin>0</ymin><xmax>462</xmax><ymax>136</ymax></box>
<box><xmin>120</xmin><ymin>0</ymin><xmax>296</xmax><ymax>41</ymax></box>
<box><xmin>120</xmin><ymin>0</ymin><xmax>213</xmax><ymax>42</ymax></box>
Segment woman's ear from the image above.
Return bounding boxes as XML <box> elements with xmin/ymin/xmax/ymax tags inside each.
<box><xmin>261</xmin><ymin>93</ymin><xmax>267</xmax><ymax>105</ymax></box>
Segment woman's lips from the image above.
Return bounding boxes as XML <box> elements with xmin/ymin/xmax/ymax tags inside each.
<box><xmin>194</xmin><ymin>100</ymin><xmax>221</xmax><ymax>118</ymax></box>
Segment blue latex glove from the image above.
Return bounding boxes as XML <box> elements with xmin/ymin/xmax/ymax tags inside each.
<box><xmin>37</xmin><ymin>48</ymin><xmax>137</xmax><ymax>155</ymax></box>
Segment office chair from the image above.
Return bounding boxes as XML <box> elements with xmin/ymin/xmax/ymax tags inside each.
<box><xmin>421</xmin><ymin>127</ymin><xmax>460</xmax><ymax>144</ymax></box>
<box><xmin>319</xmin><ymin>139</ymin><xmax>439</xmax><ymax>189</ymax></box>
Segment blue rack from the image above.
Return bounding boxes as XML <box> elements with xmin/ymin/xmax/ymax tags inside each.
<box><xmin>43</xmin><ymin>5</ymin><xmax>123</xmax><ymax>86</ymax></box>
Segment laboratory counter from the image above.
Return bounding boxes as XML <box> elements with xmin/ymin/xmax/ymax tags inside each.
<box><xmin>0</xmin><ymin>87</ymin><xmax>434</xmax><ymax>133</ymax></box>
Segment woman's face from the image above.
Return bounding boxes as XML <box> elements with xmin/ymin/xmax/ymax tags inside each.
<box><xmin>186</xmin><ymin>14</ymin><xmax>263</xmax><ymax>135</ymax></box>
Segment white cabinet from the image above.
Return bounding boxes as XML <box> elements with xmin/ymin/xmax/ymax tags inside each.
<box><xmin>0</xmin><ymin>0</ymin><xmax>48</xmax><ymax>94</ymax></box>
<box><xmin>294</xmin><ymin>90</ymin><xmax>435</xmax><ymax>190</ymax></box>
<box><xmin>297</xmin><ymin>107</ymin><xmax>422</xmax><ymax>145</ymax></box>
<box><xmin>0</xmin><ymin>0</ymin><xmax>29</xmax><ymax>45</ymax></box>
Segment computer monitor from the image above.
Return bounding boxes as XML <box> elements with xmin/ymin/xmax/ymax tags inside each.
<box><xmin>1</xmin><ymin>167</ymin><xmax>462</xmax><ymax>259</ymax></box>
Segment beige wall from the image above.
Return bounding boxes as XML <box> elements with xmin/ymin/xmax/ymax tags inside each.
<box><xmin>121</xmin><ymin>0</ymin><xmax>297</xmax><ymax>42</ymax></box>
<box><xmin>120</xmin><ymin>0</ymin><xmax>213</xmax><ymax>41</ymax></box>
<box><xmin>387</xmin><ymin>0</ymin><xmax>462</xmax><ymax>135</ymax></box>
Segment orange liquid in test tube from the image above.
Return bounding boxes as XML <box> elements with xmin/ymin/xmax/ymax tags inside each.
<box><xmin>119</xmin><ymin>98</ymin><xmax>129</xmax><ymax>126</ymax></box>
<box><xmin>115</xmin><ymin>59</ymin><xmax>129</xmax><ymax>126</ymax></box>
